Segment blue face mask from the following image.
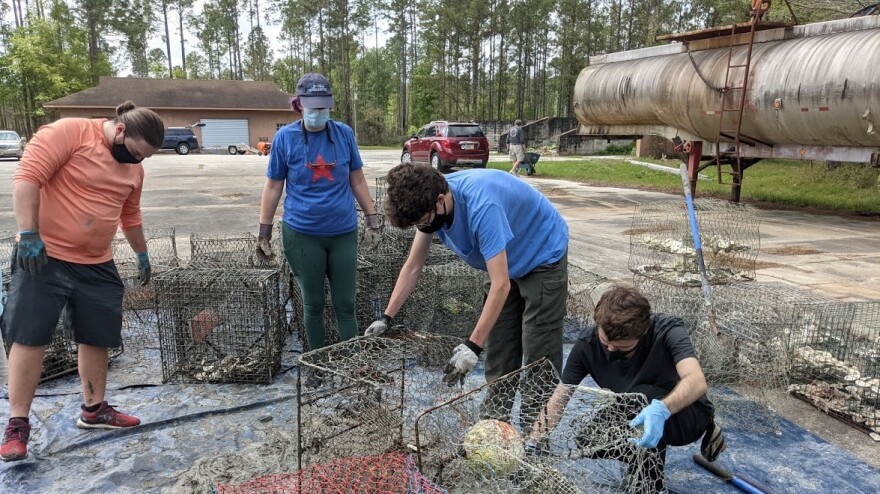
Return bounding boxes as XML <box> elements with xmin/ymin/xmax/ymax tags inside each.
<box><xmin>303</xmin><ymin>108</ymin><xmax>331</xmax><ymax>129</ymax></box>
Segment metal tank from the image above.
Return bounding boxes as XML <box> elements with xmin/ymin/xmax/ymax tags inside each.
<box><xmin>573</xmin><ymin>16</ymin><xmax>880</xmax><ymax>162</ymax></box>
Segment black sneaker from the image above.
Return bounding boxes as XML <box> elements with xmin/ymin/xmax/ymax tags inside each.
<box><xmin>700</xmin><ymin>420</ymin><xmax>727</xmax><ymax>462</ymax></box>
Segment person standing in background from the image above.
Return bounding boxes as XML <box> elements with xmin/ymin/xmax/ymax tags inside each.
<box><xmin>507</xmin><ymin>119</ymin><xmax>526</xmax><ymax>175</ymax></box>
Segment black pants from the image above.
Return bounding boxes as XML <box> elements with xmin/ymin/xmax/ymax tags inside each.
<box><xmin>576</xmin><ymin>384</ymin><xmax>712</xmax><ymax>493</ymax></box>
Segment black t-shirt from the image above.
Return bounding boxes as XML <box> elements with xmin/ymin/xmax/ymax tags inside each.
<box><xmin>562</xmin><ymin>313</ymin><xmax>712</xmax><ymax>411</ymax></box>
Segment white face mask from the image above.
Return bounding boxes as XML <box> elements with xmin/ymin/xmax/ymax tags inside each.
<box><xmin>303</xmin><ymin>108</ymin><xmax>330</xmax><ymax>129</ymax></box>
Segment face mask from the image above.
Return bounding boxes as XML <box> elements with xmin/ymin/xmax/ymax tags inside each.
<box><xmin>417</xmin><ymin>200</ymin><xmax>451</xmax><ymax>234</ymax></box>
<box><xmin>112</xmin><ymin>135</ymin><xmax>141</xmax><ymax>164</ymax></box>
<box><xmin>607</xmin><ymin>350</ymin><xmax>630</xmax><ymax>361</ymax></box>
<box><xmin>303</xmin><ymin>108</ymin><xmax>331</xmax><ymax>129</ymax></box>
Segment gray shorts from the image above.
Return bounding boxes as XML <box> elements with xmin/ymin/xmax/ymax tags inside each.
<box><xmin>509</xmin><ymin>144</ymin><xmax>526</xmax><ymax>162</ymax></box>
<box><xmin>1</xmin><ymin>256</ymin><xmax>124</xmax><ymax>347</ymax></box>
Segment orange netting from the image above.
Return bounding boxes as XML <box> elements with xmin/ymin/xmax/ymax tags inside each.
<box><xmin>214</xmin><ymin>452</ymin><xmax>447</xmax><ymax>494</ymax></box>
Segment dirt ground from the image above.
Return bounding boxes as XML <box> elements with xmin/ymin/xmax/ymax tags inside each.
<box><xmin>0</xmin><ymin>151</ymin><xmax>878</xmax><ymax>468</ymax></box>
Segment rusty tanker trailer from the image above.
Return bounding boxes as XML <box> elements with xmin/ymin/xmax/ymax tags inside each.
<box><xmin>573</xmin><ymin>16</ymin><xmax>880</xmax><ymax>172</ymax></box>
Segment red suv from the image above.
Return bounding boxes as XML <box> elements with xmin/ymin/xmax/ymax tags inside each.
<box><xmin>401</xmin><ymin>121</ymin><xmax>489</xmax><ymax>171</ymax></box>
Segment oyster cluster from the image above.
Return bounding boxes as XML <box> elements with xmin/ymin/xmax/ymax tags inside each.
<box><xmin>790</xmin><ymin>346</ymin><xmax>879</xmax><ymax>440</ymax></box>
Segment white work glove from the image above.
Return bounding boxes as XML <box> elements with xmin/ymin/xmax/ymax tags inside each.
<box><xmin>442</xmin><ymin>339</ymin><xmax>482</xmax><ymax>386</ymax></box>
<box><xmin>255</xmin><ymin>223</ymin><xmax>276</xmax><ymax>265</ymax></box>
<box><xmin>365</xmin><ymin>314</ymin><xmax>392</xmax><ymax>337</ymax></box>
<box><xmin>362</xmin><ymin>213</ymin><xmax>381</xmax><ymax>251</ymax></box>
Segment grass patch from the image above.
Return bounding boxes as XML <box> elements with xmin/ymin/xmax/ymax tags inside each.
<box><xmin>489</xmin><ymin>159</ymin><xmax>880</xmax><ymax>215</ymax></box>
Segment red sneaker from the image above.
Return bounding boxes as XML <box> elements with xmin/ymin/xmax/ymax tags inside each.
<box><xmin>76</xmin><ymin>402</ymin><xmax>141</xmax><ymax>430</ymax></box>
<box><xmin>1</xmin><ymin>418</ymin><xmax>31</xmax><ymax>461</ymax></box>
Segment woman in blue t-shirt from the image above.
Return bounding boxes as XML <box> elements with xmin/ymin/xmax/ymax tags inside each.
<box><xmin>255</xmin><ymin>73</ymin><xmax>380</xmax><ymax>352</ymax></box>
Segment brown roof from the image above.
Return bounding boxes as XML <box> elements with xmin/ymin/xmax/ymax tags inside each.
<box><xmin>44</xmin><ymin>77</ymin><xmax>293</xmax><ymax>111</ymax></box>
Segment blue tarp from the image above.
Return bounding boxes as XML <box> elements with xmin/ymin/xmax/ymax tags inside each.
<box><xmin>1</xmin><ymin>342</ymin><xmax>878</xmax><ymax>493</ymax></box>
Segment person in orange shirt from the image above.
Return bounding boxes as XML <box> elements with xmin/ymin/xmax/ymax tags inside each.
<box><xmin>0</xmin><ymin>101</ymin><xmax>164</xmax><ymax>462</ymax></box>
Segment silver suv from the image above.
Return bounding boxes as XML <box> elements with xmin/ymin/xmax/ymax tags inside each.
<box><xmin>0</xmin><ymin>131</ymin><xmax>23</xmax><ymax>160</ymax></box>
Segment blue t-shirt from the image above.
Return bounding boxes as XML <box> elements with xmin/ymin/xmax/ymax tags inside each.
<box><xmin>266</xmin><ymin>120</ymin><xmax>364</xmax><ymax>236</ymax></box>
<box><xmin>436</xmin><ymin>169</ymin><xmax>569</xmax><ymax>279</ymax></box>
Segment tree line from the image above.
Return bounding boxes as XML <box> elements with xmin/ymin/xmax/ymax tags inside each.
<box><xmin>0</xmin><ymin>0</ymin><xmax>866</xmax><ymax>144</ymax></box>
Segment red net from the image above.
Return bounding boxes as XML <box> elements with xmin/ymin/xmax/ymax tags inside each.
<box><xmin>214</xmin><ymin>452</ymin><xmax>447</xmax><ymax>494</ymax></box>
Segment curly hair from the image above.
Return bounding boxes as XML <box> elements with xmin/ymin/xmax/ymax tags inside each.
<box><xmin>594</xmin><ymin>284</ymin><xmax>652</xmax><ymax>341</ymax></box>
<box><xmin>385</xmin><ymin>164</ymin><xmax>450</xmax><ymax>228</ymax></box>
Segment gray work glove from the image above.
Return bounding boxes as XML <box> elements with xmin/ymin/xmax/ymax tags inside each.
<box><xmin>442</xmin><ymin>339</ymin><xmax>482</xmax><ymax>387</ymax></box>
<box><xmin>256</xmin><ymin>223</ymin><xmax>275</xmax><ymax>264</ymax></box>
<box><xmin>365</xmin><ymin>314</ymin><xmax>392</xmax><ymax>337</ymax></box>
<box><xmin>363</xmin><ymin>213</ymin><xmax>381</xmax><ymax>251</ymax></box>
<box><xmin>15</xmin><ymin>230</ymin><xmax>48</xmax><ymax>276</ymax></box>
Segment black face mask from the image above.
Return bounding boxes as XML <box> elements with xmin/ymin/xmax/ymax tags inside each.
<box><xmin>607</xmin><ymin>350</ymin><xmax>630</xmax><ymax>361</ymax></box>
<box><xmin>417</xmin><ymin>200</ymin><xmax>452</xmax><ymax>234</ymax></box>
<box><xmin>112</xmin><ymin>135</ymin><xmax>141</xmax><ymax>164</ymax></box>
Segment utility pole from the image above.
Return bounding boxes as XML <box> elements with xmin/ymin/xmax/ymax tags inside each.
<box><xmin>352</xmin><ymin>90</ymin><xmax>358</xmax><ymax>143</ymax></box>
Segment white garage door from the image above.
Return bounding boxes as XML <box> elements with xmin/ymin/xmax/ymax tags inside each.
<box><xmin>200</xmin><ymin>119</ymin><xmax>249</xmax><ymax>147</ymax></box>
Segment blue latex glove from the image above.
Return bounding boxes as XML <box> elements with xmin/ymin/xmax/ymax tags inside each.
<box><xmin>629</xmin><ymin>399</ymin><xmax>671</xmax><ymax>449</ymax></box>
<box><xmin>16</xmin><ymin>230</ymin><xmax>48</xmax><ymax>276</ymax></box>
<box><xmin>136</xmin><ymin>252</ymin><xmax>151</xmax><ymax>286</ymax></box>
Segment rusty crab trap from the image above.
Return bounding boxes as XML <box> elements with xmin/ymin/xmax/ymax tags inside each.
<box><xmin>155</xmin><ymin>268</ymin><xmax>286</xmax><ymax>384</ymax></box>
<box><xmin>397</xmin><ymin>256</ymin><xmax>484</xmax><ymax>339</ymax></box>
<box><xmin>413</xmin><ymin>359</ymin><xmax>665</xmax><ymax>494</ymax></box>
<box><xmin>189</xmin><ymin>233</ymin><xmax>259</xmax><ymax>268</ymax></box>
<box><xmin>296</xmin><ymin>332</ymin><xmax>464</xmax><ymax>470</ymax></box>
<box><xmin>788</xmin><ymin>301</ymin><xmax>880</xmax><ymax>439</ymax></box>
<box><xmin>564</xmin><ymin>262</ymin><xmax>606</xmax><ymax>343</ymax></box>
<box><xmin>634</xmin><ymin>280</ymin><xmax>827</xmax><ymax>433</ymax></box>
<box><xmin>111</xmin><ymin>228</ymin><xmax>180</xmax><ymax>358</ymax></box>
<box><xmin>629</xmin><ymin>199</ymin><xmax>760</xmax><ymax>286</ymax></box>
<box><xmin>2</xmin><ymin>304</ymin><xmax>78</xmax><ymax>383</ymax></box>
<box><xmin>214</xmin><ymin>452</ymin><xmax>446</xmax><ymax>494</ymax></box>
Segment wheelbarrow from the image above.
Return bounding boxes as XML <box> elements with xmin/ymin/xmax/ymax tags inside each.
<box><xmin>519</xmin><ymin>152</ymin><xmax>540</xmax><ymax>176</ymax></box>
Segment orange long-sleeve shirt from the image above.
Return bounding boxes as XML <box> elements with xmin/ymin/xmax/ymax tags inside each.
<box><xmin>13</xmin><ymin>118</ymin><xmax>144</xmax><ymax>264</ymax></box>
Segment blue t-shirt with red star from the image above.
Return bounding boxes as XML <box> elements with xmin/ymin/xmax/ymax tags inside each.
<box><xmin>267</xmin><ymin>120</ymin><xmax>364</xmax><ymax>236</ymax></box>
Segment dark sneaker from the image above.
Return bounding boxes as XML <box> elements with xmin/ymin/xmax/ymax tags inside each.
<box><xmin>76</xmin><ymin>402</ymin><xmax>141</xmax><ymax>430</ymax></box>
<box><xmin>700</xmin><ymin>420</ymin><xmax>727</xmax><ymax>462</ymax></box>
<box><xmin>1</xmin><ymin>418</ymin><xmax>31</xmax><ymax>461</ymax></box>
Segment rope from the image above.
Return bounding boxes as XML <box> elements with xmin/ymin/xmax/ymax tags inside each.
<box><xmin>684</xmin><ymin>41</ymin><xmax>726</xmax><ymax>94</ymax></box>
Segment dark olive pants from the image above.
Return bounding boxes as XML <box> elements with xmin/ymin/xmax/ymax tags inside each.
<box><xmin>282</xmin><ymin>224</ymin><xmax>358</xmax><ymax>351</ymax></box>
<box><xmin>479</xmin><ymin>253</ymin><xmax>568</xmax><ymax>431</ymax></box>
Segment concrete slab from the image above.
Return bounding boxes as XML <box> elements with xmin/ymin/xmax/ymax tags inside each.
<box><xmin>1</xmin><ymin>151</ymin><xmax>878</xmax><ymax>469</ymax></box>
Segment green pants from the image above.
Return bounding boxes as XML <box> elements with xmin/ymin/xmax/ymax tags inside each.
<box><xmin>282</xmin><ymin>224</ymin><xmax>358</xmax><ymax>351</ymax></box>
<box><xmin>479</xmin><ymin>252</ymin><xmax>568</xmax><ymax>431</ymax></box>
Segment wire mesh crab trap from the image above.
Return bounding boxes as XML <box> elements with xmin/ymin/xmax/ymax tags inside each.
<box><xmin>396</xmin><ymin>258</ymin><xmax>484</xmax><ymax>339</ymax></box>
<box><xmin>629</xmin><ymin>199</ymin><xmax>760</xmax><ymax>286</ymax></box>
<box><xmin>214</xmin><ymin>452</ymin><xmax>446</xmax><ymax>494</ymax></box>
<box><xmin>155</xmin><ymin>268</ymin><xmax>285</xmax><ymax>384</ymax></box>
<box><xmin>3</xmin><ymin>304</ymin><xmax>79</xmax><ymax>383</ymax></box>
<box><xmin>564</xmin><ymin>262</ymin><xmax>605</xmax><ymax>343</ymax></box>
<box><xmin>413</xmin><ymin>359</ymin><xmax>665</xmax><ymax>494</ymax></box>
<box><xmin>631</xmin><ymin>279</ymin><xmax>812</xmax><ymax>433</ymax></box>
<box><xmin>111</xmin><ymin>228</ymin><xmax>180</xmax><ymax>358</ymax></box>
<box><xmin>189</xmin><ymin>233</ymin><xmax>259</xmax><ymax>268</ymax></box>
<box><xmin>0</xmin><ymin>233</ymin><xmax>14</xmax><ymax>291</ymax></box>
<box><xmin>296</xmin><ymin>332</ymin><xmax>465</xmax><ymax>470</ymax></box>
<box><xmin>788</xmin><ymin>301</ymin><xmax>880</xmax><ymax>438</ymax></box>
